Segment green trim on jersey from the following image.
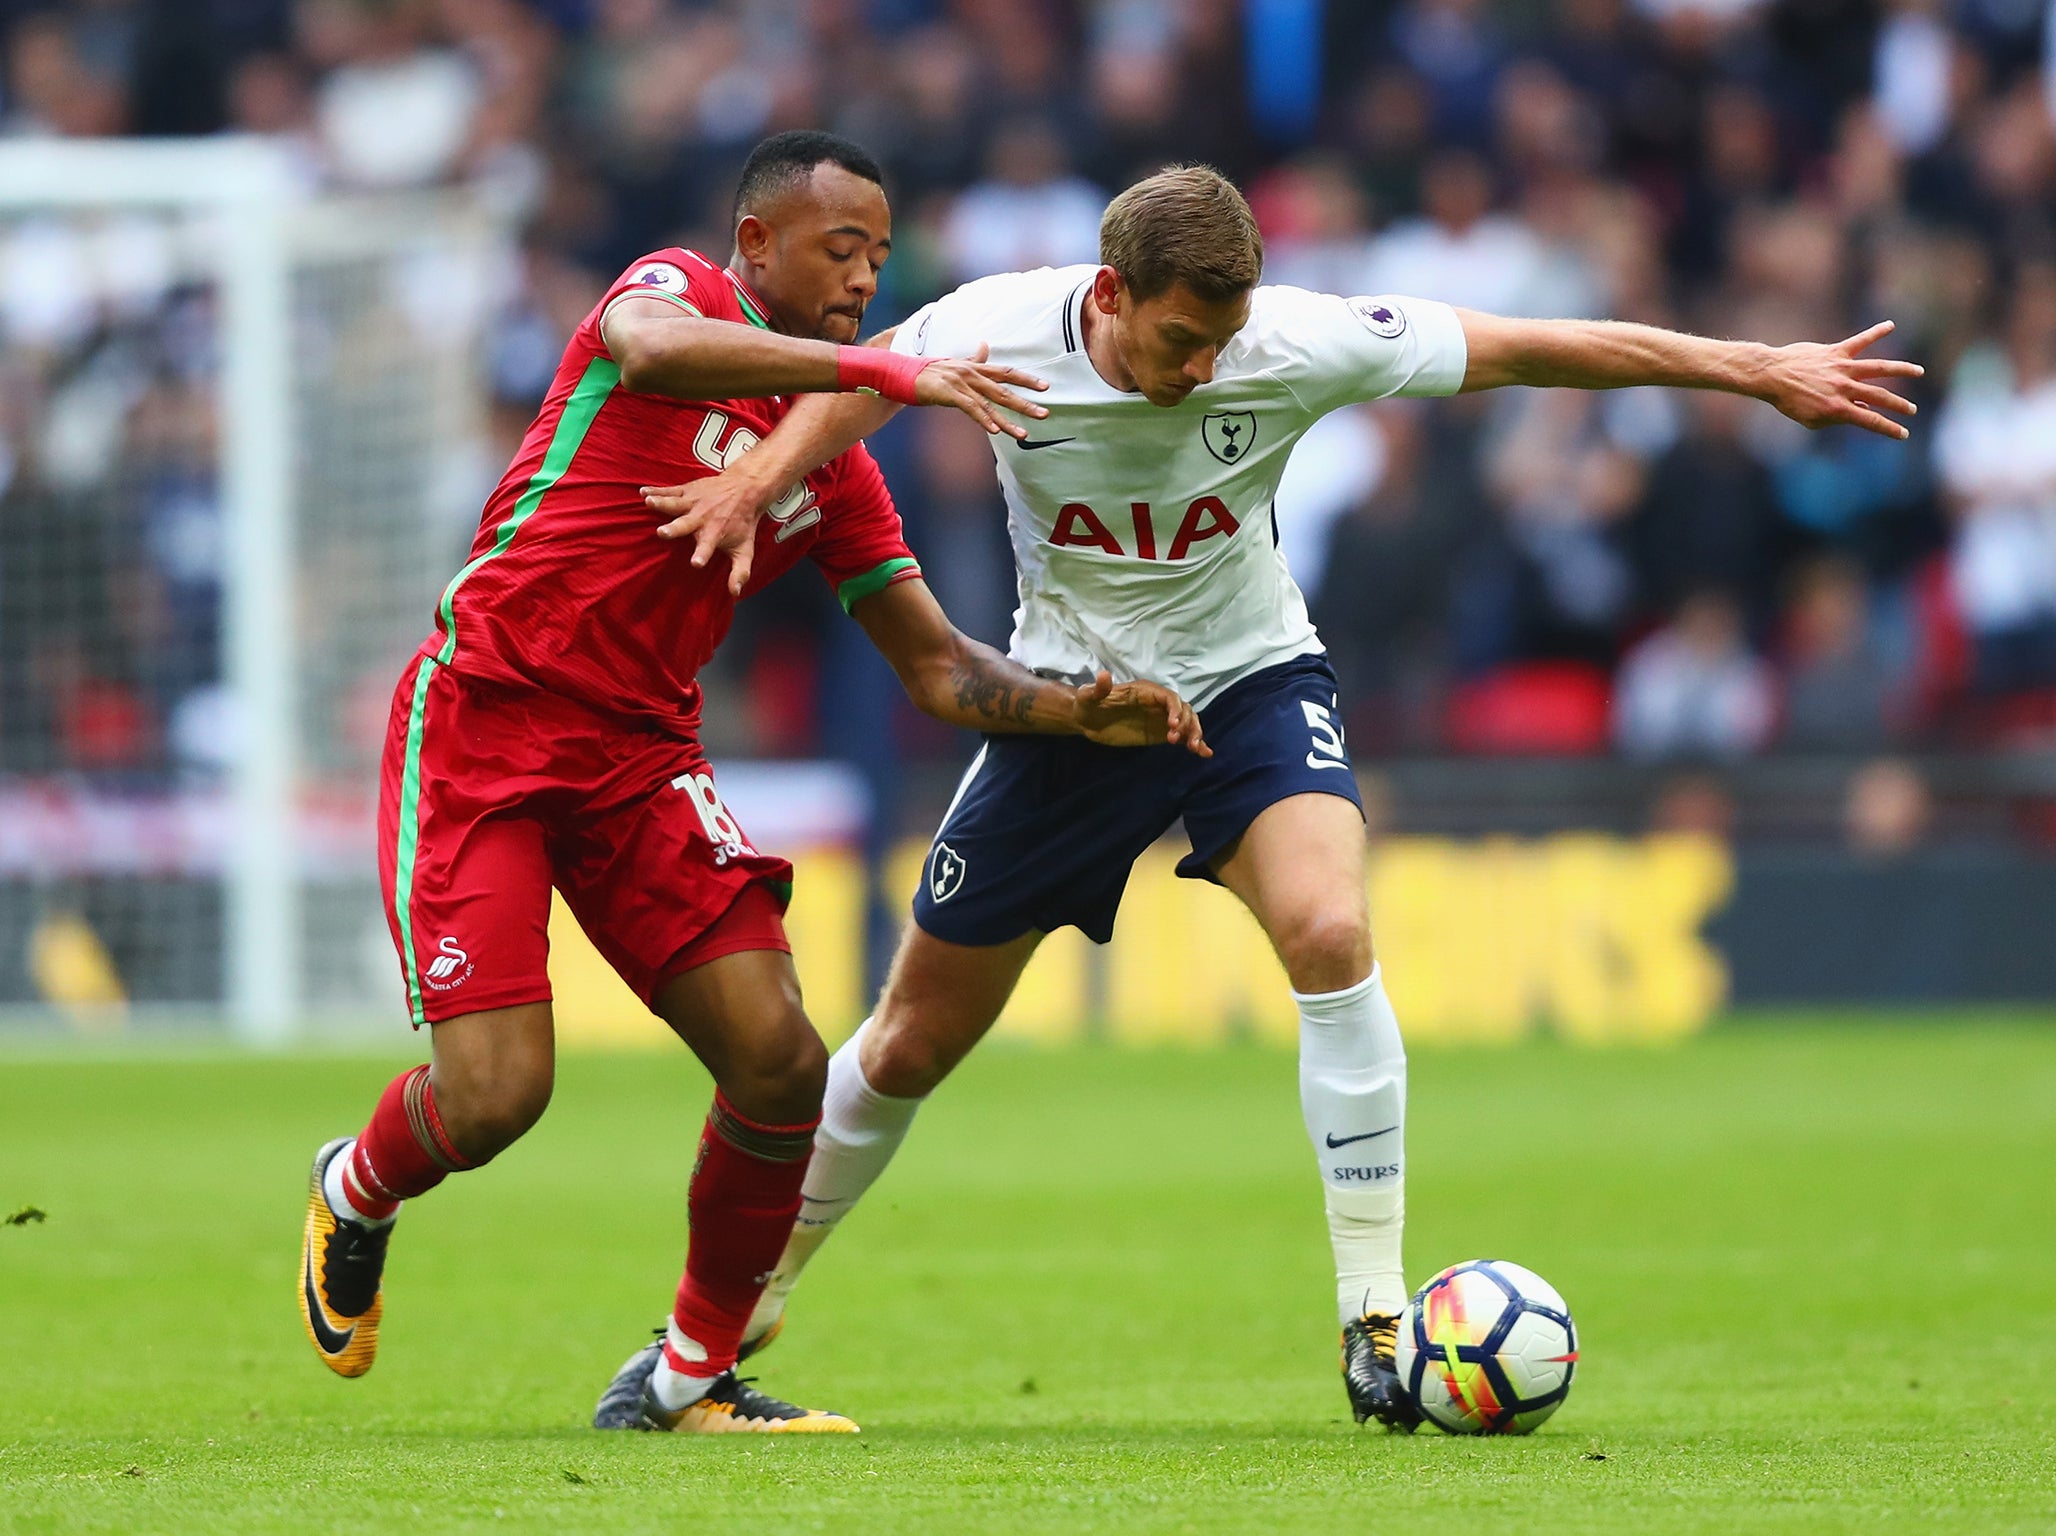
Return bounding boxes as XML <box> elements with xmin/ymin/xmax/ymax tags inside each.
<box><xmin>433</xmin><ymin>355</ymin><xmax>620</xmax><ymax>664</ymax></box>
<box><xmin>395</xmin><ymin>353</ymin><xmax>616</xmax><ymax>1024</ymax></box>
<box><xmin>604</xmin><ymin>289</ymin><xmax>703</xmax><ymax>323</ymax></box>
<box><xmin>393</xmin><ymin>654</ymin><xmax>439</xmax><ymax>1026</ymax></box>
<box><xmin>731</xmin><ymin>284</ymin><xmax>772</xmax><ymax>331</ymax></box>
<box><xmin>837</xmin><ymin>556</ymin><xmax>921</xmax><ymax>615</ymax></box>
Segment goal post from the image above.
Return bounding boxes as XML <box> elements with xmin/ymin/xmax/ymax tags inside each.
<box><xmin>0</xmin><ymin>138</ymin><xmax>514</xmax><ymax>1044</ymax></box>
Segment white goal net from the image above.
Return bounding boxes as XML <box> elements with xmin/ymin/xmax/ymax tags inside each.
<box><xmin>0</xmin><ymin>139</ymin><xmax>515</xmax><ymax>1043</ymax></box>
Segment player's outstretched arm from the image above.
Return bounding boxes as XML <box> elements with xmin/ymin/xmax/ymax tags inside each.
<box><xmin>643</xmin><ymin>333</ymin><xmax>1047</xmax><ymax>596</ymax></box>
<box><xmin>1453</xmin><ymin>311</ymin><xmax>1924</xmax><ymax>440</ymax></box>
<box><xmin>851</xmin><ymin>576</ymin><xmax>1210</xmax><ymax>755</ymax></box>
<box><xmin>604</xmin><ymin>300</ymin><xmax>1045</xmax><ymax>423</ymax></box>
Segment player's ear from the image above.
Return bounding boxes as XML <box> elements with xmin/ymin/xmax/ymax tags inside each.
<box><xmin>734</xmin><ymin>214</ymin><xmax>774</xmax><ymax>267</ymax></box>
<box><xmin>1091</xmin><ymin>266</ymin><xmax>1124</xmax><ymax>315</ymax></box>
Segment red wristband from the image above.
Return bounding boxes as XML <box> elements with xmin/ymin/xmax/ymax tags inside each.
<box><xmin>836</xmin><ymin>345</ymin><xmax>931</xmax><ymax>405</ymax></box>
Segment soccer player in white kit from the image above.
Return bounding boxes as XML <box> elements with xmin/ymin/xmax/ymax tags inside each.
<box><xmin>642</xmin><ymin>166</ymin><xmax>1921</xmax><ymax>1427</ymax></box>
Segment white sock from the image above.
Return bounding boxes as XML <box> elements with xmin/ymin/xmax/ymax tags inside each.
<box><xmin>322</xmin><ymin>1139</ymin><xmax>396</xmax><ymax>1228</ymax></box>
<box><xmin>648</xmin><ymin>1322</ymin><xmax>720</xmax><ymax>1410</ymax></box>
<box><xmin>1296</xmin><ymin>965</ymin><xmax>1408</xmax><ymax>1325</ymax></box>
<box><xmin>743</xmin><ymin>1020</ymin><xmax>924</xmax><ymax>1339</ymax></box>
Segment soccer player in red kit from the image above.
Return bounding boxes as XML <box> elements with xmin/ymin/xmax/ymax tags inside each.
<box><xmin>297</xmin><ymin>131</ymin><xmax>1207</xmax><ymax>1434</ymax></box>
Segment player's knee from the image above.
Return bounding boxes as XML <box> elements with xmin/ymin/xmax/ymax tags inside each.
<box><xmin>436</xmin><ymin>1062</ymin><xmax>552</xmax><ymax>1164</ymax></box>
<box><xmin>860</xmin><ymin>1012</ymin><xmax>951</xmax><ymax>1099</ymax></box>
<box><xmin>722</xmin><ymin>1014</ymin><xmax>828</xmax><ymax>1127</ymax></box>
<box><xmin>1274</xmin><ymin>907</ymin><xmax>1373</xmax><ymax>995</ymax></box>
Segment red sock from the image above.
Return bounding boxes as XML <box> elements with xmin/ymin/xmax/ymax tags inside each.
<box><xmin>665</xmin><ymin>1092</ymin><xmax>817</xmax><ymax>1379</ymax></box>
<box><xmin>344</xmin><ymin>1064</ymin><xmax>472</xmax><ymax>1220</ymax></box>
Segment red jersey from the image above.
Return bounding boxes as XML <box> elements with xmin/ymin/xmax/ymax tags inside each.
<box><xmin>422</xmin><ymin>249</ymin><xmax>922</xmax><ymax>733</ymax></box>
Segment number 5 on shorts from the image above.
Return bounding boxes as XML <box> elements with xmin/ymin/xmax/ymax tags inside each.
<box><xmin>1303</xmin><ymin>700</ymin><xmax>1349</xmax><ymax>771</ymax></box>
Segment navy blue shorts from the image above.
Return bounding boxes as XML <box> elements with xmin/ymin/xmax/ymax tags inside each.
<box><xmin>913</xmin><ymin>654</ymin><xmax>1363</xmax><ymax>946</ymax></box>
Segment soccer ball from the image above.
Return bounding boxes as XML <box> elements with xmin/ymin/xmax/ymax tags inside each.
<box><xmin>1394</xmin><ymin>1259</ymin><xmax>1578</xmax><ymax>1434</ymax></box>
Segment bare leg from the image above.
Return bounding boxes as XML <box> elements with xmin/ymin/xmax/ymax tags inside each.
<box><xmin>653</xmin><ymin>948</ymin><xmax>827</xmax><ymax>1124</ymax></box>
<box><xmin>423</xmin><ymin>1001</ymin><xmax>556</xmax><ymax>1165</ymax></box>
<box><xmin>1208</xmin><ymin>791</ymin><xmax>1372</xmax><ymax>992</ymax></box>
<box><xmin>863</xmin><ymin>926</ymin><xmax>1044</xmax><ymax>1096</ymax></box>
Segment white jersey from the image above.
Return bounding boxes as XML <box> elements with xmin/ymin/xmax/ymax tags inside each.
<box><xmin>892</xmin><ymin>265</ymin><xmax>1468</xmax><ymax>707</ymax></box>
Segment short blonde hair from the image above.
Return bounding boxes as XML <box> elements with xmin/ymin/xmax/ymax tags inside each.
<box><xmin>1098</xmin><ymin>165</ymin><xmax>1264</xmax><ymax>302</ymax></box>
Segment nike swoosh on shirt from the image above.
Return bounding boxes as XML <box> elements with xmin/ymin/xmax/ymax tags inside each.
<box><xmin>1016</xmin><ymin>437</ymin><xmax>1077</xmax><ymax>451</ymax></box>
<box><xmin>302</xmin><ymin>1245</ymin><xmax>356</xmax><ymax>1355</ymax></box>
<box><xmin>1324</xmin><ymin>1126</ymin><xmax>1398</xmax><ymax>1149</ymax></box>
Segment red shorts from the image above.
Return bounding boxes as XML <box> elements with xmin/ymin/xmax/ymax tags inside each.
<box><xmin>376</xmin><ymin>652</ymin><xmax>792</xmax><ymax>1026</ymax></box>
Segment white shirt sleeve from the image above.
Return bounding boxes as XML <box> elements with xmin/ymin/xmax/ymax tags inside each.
<box><xmin>889</xmin><ymin>299</ymin><xmax>949</xmax><ymax>359</ymax></box>
<box><xmin>888</xmin><ymin>273</ymin><xmax>1022</xmax><ymax>360</ymax></box>
<box><xmin>1256</xmin><ymin>287</ymin><xmax>1469</xmax><ymax>415</ymax></box>
<box><xmin>890</xmin><ymin>267</ymin><xmax>1085</xmax><ymax>363</ymax></box>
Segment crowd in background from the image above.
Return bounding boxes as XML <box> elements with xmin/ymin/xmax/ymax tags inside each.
<box><xmin>3</xmin><ymin>0</ymin><xmax>2056</xmax><ymax>780</ymax></box>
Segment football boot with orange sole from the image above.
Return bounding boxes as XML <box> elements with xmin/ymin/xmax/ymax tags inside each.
<box><xmin>298</xmin><ymin>1138</ymin><xmax>390</xmax><ymax>1378</ymax></box>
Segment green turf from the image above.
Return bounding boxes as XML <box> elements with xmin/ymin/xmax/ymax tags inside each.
<box><xmin>2</xmin><ymin>1022</ymin><xmax>2054</xmax><ymax>1534</ymax></box>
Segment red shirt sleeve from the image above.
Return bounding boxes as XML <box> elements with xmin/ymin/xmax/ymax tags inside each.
<box><xmin>809</xmin><ymin>444</ymin><xmax>923</xmax><ymax>614</ymax></box>
<box><xmin>588</xmin><ymin>249</ymin><xmax>733</xmax><ymax>355</ymax></box>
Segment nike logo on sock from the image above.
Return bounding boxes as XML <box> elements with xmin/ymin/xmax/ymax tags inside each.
<box><xmin>1325</xmin><ymin>1126</ymin><xmax>1398</xmax><ymax>1149</ymax></box>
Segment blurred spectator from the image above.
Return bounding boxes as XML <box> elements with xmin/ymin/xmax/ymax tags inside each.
<box><xmin>1274</xmin><ymin>403</ymin><xmax>1387</xmax><ymax>594</ymax></box>
<box><xmin>1780</xmin><ymin>557</ymin><xmax>1902</xmax><ymax>751</ymax></box>
<box><xmin>1628</xmin><ymin>389</ymin><xmax>1787</xmax><ymax>631</ymax></box>
<box><xmin>1648</xmin><ymin>769</ymin><xmax>1739</xmax><ymax>838</ymax></box>
<box><xmin>1254</xmin><ymin>152</ymin><xmax>1374</xmax><ymax>294</ymax></box>
<box><xmin>1080</xmin><ymin>1</ymin><xmax>1248</xmax><ymax>189</ymax></box>
<box><xmin>303</xmin><ymin>0</ymin><xmax>482</xmax><ymax>188</ymax></box>
<box><xmin>867</xmin><ymin>25</ymin><xmax>984</xmax><ymax>199</ymax></box>
<box><xmin>940</xmin><ymin>120</ymin><xmax>1108</xmax><ymax>282</ymax></box>
<box><xmin>1339</xmin><ymin>67</ymin><xmax>1433</xmax><ymax>222</ymax></box>
<box><xmin>1670</xmin><ymin>84</ymin><xmax>1786</xmax><ymax>283</ymax></box>
<box><xmin>1932</xmin><ymin>264</ymin><xmax>2056</xmax><ymax>693</ymax></box>
<box><xmin>1872</xmin><ymin>0</ymin><xmax>1955</xmax><ymax>156</ymax></box>
<box><xmin>1362</xmin><ymin>148</ymin><xmax>1550</xmax><ymax>313</ymax></box>
<box><xmin>1309</xmin><ymin>401</ymin><xmax>1474</xmax><ymax>748</ymax></box>
<box><xmin>1844</xmin><ymin>757</ymin><xmax>1932</xmax><ymax>855</ymax></box>
<box><xmin>1475</xmin><ymin>389</ymin><xmax>1641</xmax><ymax>667</ymax></box>
<box><xmin>1390</xmin><ymin>0</ymin><xmax>1504</xmax><ymax>147</ymax></box>
<box><xmin>2</xmin><ymin>12</ymin><xmax>127</xmax><ymax>137</ymax></box>
<box><xmin>903</xmin><ymin>409</ymin><xmax>1016</xmax><ymax>650</ymax></box>
<box><xmin>0</xmin><ymin>0</ymin><xmax>2018</xmax><ymax>769</ymax></box>
<box><xmin>1614</xmin><ymin>590</ymin><xmax>1777</xmax><ymax>760</ymax></box>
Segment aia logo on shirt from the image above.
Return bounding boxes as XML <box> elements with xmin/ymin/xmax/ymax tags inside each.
<box><xmin>423</xmin><ymin>936</ymin><xmax>474</xmax><ymax>991</ymax></box>
<box><xmin>1047</xmin><ymin>497</ymin><xmax>1241</xmax><ymax>561</ymax></box>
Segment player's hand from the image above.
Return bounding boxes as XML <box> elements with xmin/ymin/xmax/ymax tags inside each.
<box><xmin>1757</xmin><ymin>321</ymin><xmax>1924</xmax><ymax>440</ymax></box>
<box><xmin>1071</xmin><ymin>671</ymin><xmax>1211</xmax><ymax>756</ymax></box>
<box><xmin>914</xmin><ymin>344</ymin><xmax>1050</xmax><ymax>439</ymax></box>
<box><xmin>645</xmin><ymin>473</ymin><xmax>774</xmax><ymax>596</ymax></box>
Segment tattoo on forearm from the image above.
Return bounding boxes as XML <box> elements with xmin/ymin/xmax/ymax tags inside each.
<box><xmin>950</xmin><ymin>654</ymin><xmax>1039</xmax><ymax>727</ymax></box>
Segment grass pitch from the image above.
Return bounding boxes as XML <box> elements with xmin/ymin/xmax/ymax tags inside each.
<box><xmin>2</xmin><ymin>1021</ymin><xmax>2053</xmax><ymax>1534</ymax></box>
